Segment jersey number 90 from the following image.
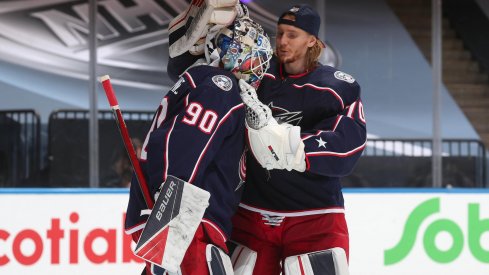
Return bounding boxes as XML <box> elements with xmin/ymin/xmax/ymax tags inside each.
<box><xmin>182</xmin><ymin>102</ymin><xmax>218</xmax><ymax>134</ymax></box>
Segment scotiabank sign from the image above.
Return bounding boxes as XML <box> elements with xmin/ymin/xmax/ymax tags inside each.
<box><xmin>0</xmin><ymin>191</ymin><xmax>142</xmax><ymax>274</ymax></box>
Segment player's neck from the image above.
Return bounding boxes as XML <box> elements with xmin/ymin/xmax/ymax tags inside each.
<box><xmin>283</xmin><ymin>60</ymin><xmax>307</xmax><ymax>75</ymax></box>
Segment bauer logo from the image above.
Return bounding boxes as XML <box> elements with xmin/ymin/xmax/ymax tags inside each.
<box><xmin>384</xmin><ymin>197</ymin><xmax>489</xmax><ymax>265</ymax></box>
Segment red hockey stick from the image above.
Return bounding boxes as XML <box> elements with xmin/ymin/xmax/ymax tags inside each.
<box><xmin>99</xmin><ymin>75</ymin><xmax>154</xmax><ymax>209</ymax></box>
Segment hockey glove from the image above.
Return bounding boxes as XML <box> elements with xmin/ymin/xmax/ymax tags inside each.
<box><xmin>246</xmin><ymin>121</ymin><xmax>306</xmax><ymax>171</ymax></box>
<box><xmin>239</xmin><ymin>80</ymin><xmax>306</xmax><ymax>171</ymax></box>
<box><xmin>168</xmin><ymin>0</ymin><xmax>239</xmax><ymax>57</ymax></box>
<box><xmin>239</xmin><ymin>79</ymin><xmax>274</xmax><ymax>130</ymax></box>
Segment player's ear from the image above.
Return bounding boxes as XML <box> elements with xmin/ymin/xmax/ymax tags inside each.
<box><xmin>307</xmin><ymin>35</ymin><xmax>317</xmax><ymax>48</ymax></box>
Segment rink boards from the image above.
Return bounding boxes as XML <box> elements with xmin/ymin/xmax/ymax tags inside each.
<box><xmin>0</xmin><ymin>188</ymin><xmax>488</xmax><ymax>274</ymax></box>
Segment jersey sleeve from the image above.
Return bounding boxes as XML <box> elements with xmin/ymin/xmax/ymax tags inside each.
<box><xmin>317</xmin><ymin>70</ymin><xmax>361</xmax><ymax>116</ymax></box>
<box><xmin>301</xmin><ymin>99</ymin><xmax>367</xmax><ymax>177</ymax></box>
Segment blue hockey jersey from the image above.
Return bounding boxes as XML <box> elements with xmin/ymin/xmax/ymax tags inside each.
<box><xmin>239</xmin><ymin>57</ymin><xmax>367</xmax><ymax>216</ymax></box>
<box><xmin>125</xmin><ymin>65</ymin><xmax>247</xmax><ymax>240</ymax></box>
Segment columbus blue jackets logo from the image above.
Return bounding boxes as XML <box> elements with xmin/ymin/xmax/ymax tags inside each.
<box><xmin>269</xmin><ymin>102</ymin><xmax>303</xmax><ymax>126</ymax></box>
<box><xmin>212</xmin><ymin>75</ymin><xmax>233</xmax><ymax>91</ymax></box>
<box><xmin>334</xmin><ymin>71</ymin><xmax>355</xmax><ymax>84</ymax></box>
<box><xmin>289</xmin><ymin>6</ymin><xmax>300</xmax><ymax>13</ymax></box>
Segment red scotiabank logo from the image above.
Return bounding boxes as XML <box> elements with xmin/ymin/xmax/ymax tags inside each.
<box><xmin>0</xmin><ymin>212</ymin><xmax>144</xmax><ymax>266</ymax></box>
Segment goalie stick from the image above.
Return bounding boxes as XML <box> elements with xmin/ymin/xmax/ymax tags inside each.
<box><xmin>99</xmin><ymin>75</ymin><xmax>154</xmax><ymax>209</ymax></box>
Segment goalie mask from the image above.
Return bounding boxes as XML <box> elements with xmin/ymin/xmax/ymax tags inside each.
<box><xmin>207</xmin><ymin>16</ymin><xmax>273</xmax><ymax>89</ymax></box>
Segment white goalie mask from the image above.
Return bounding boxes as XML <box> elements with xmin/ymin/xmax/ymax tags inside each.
<box><xmin>207</xmin><ymin>16</ymin><xmax>273</xmax><ymax>89</ymax></box>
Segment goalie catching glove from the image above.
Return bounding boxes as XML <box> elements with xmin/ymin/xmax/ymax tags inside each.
<box><xmin>239</xmin><ymin>80</ymin><xmax>306</xmax><ymax>172</ymax></box>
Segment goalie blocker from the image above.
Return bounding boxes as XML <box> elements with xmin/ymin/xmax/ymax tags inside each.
<box><xmin>134</xmin><ymin>175</ymin><xmax>210</xmax><ymax>273</ymax></box>
<box><xmin>168</xmin><ymin>0</ymin><xmax>239</xmax><ymax>58</ymax></box>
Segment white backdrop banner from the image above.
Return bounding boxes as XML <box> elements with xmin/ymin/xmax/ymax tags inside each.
<box><xmin>0</xmin><ymin>189</ymin><xmax>488</xmax><ymax>274</ymax></box>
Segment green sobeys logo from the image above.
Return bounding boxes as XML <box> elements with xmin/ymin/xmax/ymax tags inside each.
<box><xmin>384</xmin><ymin>198</ymin><xmax>489</xmax><ymax>265</ymax></box>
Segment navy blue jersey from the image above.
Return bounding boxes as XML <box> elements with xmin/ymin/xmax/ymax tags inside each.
<box><xmin>125</xmin><ymin>65</ymin><xmax>247</xmax><ymax>240</ymax></box>
<box><xmin>240</xmin><ymin>57</ymin><xmax>367</xmax><ymax>216</ymax></box>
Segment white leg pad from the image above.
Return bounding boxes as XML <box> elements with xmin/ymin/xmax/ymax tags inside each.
<box><xmin>284</xmin><ymin>248</ymin><xmax>349</xmax><ymax>275</ymax></box>
<box><xmin>206</xmin><ymin>244</ymin><xmax>234</xmax><ymax>275</ymax></box>
<box><xmin>230</xmin><ymin>243</ymin><xmax>257</xmax><ymax>275</ymax></box>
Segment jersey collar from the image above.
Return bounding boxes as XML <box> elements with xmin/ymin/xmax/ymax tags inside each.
<box><xmin>279</xmin><ymin>63</ymin><xmax>313</xmax><ymax>80</ymax></box>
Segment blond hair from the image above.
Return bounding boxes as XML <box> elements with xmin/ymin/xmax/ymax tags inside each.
<box><xmin>305</xmin><ymin>39</ymin><xmax>323</xmax><ymax>71</ymax></box>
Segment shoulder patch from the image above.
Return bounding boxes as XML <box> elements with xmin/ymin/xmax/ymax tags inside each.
<box><xmin>334</xmin><ymin>71</ymin><xmax>355</xmax><ymax>84</ymax></box>
<box><xmin>212</xmin><ymin>75</ymin><xmax>233</xmax><ymax>91</ymax></box>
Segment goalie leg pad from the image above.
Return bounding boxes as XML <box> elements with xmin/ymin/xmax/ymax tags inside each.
<box><xmin>283</xmin><ymin>248</ymin><xmax>350</xmax><ymax>275</ymax></box>
<box><xmin>229</xmin><ymin>242</ymin><xmax>257</xmax><ymax>275</ymax></box>
<box><xmin>148</xmin><ymin>262</ymin><xmax>181</xmax><ymax>275</ymax></box>
<box><xmin>206</xmin><ymin>244</ymin><xmax>234</xmax><ymax>275</ymax></box>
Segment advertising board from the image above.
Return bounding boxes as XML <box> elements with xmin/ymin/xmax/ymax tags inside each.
<box><xmin>0</xmin><ymin>189</ymin><xmax>488</xmax><ymax>274</ymax></box>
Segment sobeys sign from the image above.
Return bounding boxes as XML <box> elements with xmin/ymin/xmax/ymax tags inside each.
<box><xmin>345</xmin><ymin>191</ymin><xmax>489</xmax><ymax>275</ymax></box>
<box><xmin>385</xmin><ymin>197</ymin><xmax>489</xmax><ymax>265</ymax></box>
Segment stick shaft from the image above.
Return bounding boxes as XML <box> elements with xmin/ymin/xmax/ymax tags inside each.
<box><xmin>100</xmin><ymin>76</ymin><xmax>154</xmax><ymax>209</ymax></box>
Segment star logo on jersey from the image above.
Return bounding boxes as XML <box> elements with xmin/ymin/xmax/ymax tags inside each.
<box><xmin>212</xmin><ymin>75</ymin><xmax>233</xmax><ymax>91</ymax></box>
<box><xmin>316</xmin><ymin>137</ymin><xmax>327</xmax><ymax>149</ymax></box>
<box><xmin>268</xmin><ymin>102</ymin><xmax>302</xmax><ymax>126</ymax></box>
